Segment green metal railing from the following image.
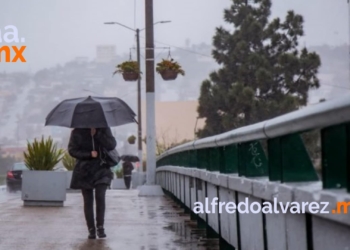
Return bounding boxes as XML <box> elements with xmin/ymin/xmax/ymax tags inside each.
<box><xmin>157</xmin><ymin>95</ymin><xmax>350</xmax><ymax>192</ymax></box>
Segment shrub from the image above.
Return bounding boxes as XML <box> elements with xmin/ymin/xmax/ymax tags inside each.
<box><xmin>24</xmin><ymin>136</ymin><xmax>65</xmax><ymax>171</ymax></box>
<box><xmin>62</xmin><ymin>151</ymin><xmax>75</xmax><ymax>171</ymax></box>
<box><xmin>115</xmin><ymin>168</ymin><xmax>123</xmax><ymax>178</ymax></box>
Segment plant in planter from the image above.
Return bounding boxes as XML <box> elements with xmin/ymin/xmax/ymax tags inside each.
<box><xmin>111</xmin><ymin>167</ymin><xmax>126</xmax><ymax>189</ymax></box>
<box><xmin>115</xmin><ymin>168</ymin><xmax>123</xmax><ymax>179</ymax></box>
<box><xmin>156</xmin><ymin>58</ymin><xmax>185</xmax><ymax>80</ymax></box>
<box><xmin>24</xmin><ymin>137</ymin><xmax>65</xmax><ymax>170</ymax></box>
<box><xmin>127</xmin><ymin>135</ymin><xmax>136</xmax><ymax>144</ymax></box>
<box><xmin>62</xmin><ymin>151</ymin><xmax>75</xmax><ymax>171</ymax></box>
<box><xmin>113</xmin><ymin>61</ymin><xmax>141</xmax><ymax>81</ymax></box>
<box><xmin>62</xmin><ymin>151</ymin><xmax>75</xmax><ymax>190</ymax></box>
<box><xmin>22</xmin><ymin>136</ymin><xmax>67</xmax><ymax>207</ymax></box>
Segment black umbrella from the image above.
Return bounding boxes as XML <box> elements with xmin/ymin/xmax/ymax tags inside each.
<box><xmin>45</xmin><ymin>96</ymin><xmax>137</xmax><ymax>128</ymax></box>
<box><xmin>120</xmin><ymin>155</ymin><xmax>140</xmax><ymax>162</ymax></box>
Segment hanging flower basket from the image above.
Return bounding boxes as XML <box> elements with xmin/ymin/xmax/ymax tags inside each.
<box><xmin>127</xmin><ymin>135</ymin><xmax>136</xmax><ymax>144</ymax></box>
<box><xmin>122</xmin><ymin>72</ymin><xmax>139</xmax><ymax>81</ymax></box>
<box><xmin>156</xmin><ymin>59</ymin><xmax>185</xmax><ymax>81</ymax></box>
<box><xmin>113</xmin><ymin>61</ymin><xmax>141</xmax><ymax>82</ymax></box>
<box><xmin>160</xmin><ymin>70</ymin><xmax>178</xmax><ymax>80</ymax></box>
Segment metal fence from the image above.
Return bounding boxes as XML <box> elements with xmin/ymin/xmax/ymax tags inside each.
<box><xmin>157</xmin><ymin>94</ymin><xmax>350</xmax><ymax>192</ymax></box>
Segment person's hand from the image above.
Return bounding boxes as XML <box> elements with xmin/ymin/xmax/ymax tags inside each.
<box><xmin>91</xmin><ymin>151</ymin><xmax>98</xmax><ymax>158</ymax></box>
<box><xmin>91</xmin><ymin>128</ymin><xmax>96</xmax><ymax>136</ymax></box>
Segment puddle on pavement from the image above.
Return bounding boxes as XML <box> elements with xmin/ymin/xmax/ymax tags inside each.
<box><xmin>0</xmin><ymin>187</ymin><xmax>21</xmax><ymax>203</ymax></box>
<box><xmin>0</xmin><ymin>187</ymin><xmax>225</xmax><ymax>249</ymax></box>
<box><xmin>160</xmin><ymin>197</ymin><xmax>220</xmax><ymax>250</ymax></box>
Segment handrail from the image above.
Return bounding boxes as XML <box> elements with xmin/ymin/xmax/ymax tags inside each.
<box><xmin>157</xmin><ymin>94</ymin><xmax>350</xmax><ymax>161</ymax></box>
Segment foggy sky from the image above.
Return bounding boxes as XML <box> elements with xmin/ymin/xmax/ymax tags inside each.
<box><xmin>1</xmin><ymin>0</ymin><xmax>349</xmax><ymax>72</ymax></box>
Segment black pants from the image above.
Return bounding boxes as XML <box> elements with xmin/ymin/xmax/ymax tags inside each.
<box><xmin>124</xmin><ymin>176</ymin><xmax>131</xmax><ymax>189</ymax></box>
<box><xmin>81</xmin><ymin>184</ymin><xmax>107</xmax><ymax>229</ymax></box>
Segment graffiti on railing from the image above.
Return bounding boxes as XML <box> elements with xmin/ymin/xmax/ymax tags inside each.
<box><xmin>248</xmin><ymin>142</ymin><xmax>262</xmax><ymax>168</ymax></box>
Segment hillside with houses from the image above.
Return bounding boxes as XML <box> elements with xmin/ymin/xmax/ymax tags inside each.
<box><xmin>0</xmin><ymin>43</ymin><xmax>348</xmax><ymax>162</ymax></box>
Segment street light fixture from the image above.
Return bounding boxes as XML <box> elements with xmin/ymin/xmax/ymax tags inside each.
<box><xmin>104</xmin><ymin>20</ymin><xmax>171</xmax><ymax>173</ymax></box>
<box><xmin>139</xmin><ymin>21</ymin><xmax>171</xmax><ymax>31</ymax></box>
<box><xmin>104</xmin><ymin>21</ymin><xmax>171</xmax><ymax>32</ymax></box>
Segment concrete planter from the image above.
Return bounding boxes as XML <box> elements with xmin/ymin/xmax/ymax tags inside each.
<box><xmin>22</xmin><ymin>171</ymin><xmax>67</xmax><ymax>207</ymax></box>
<box><xmin>111</xmin><ymin>178</ymin><xmax>126</xmax><ymax>189</ymax></box>
<box><xmin>66</xmin><ymin>171</ymin><xmax>73</xmax><ymax>189</ymax></box>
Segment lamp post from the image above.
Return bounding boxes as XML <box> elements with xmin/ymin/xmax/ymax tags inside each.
<box><xmin>144</xmin><ymin>0</ymin><xmax>156</xmax><ymax>187</ymax></box>
<box><xmin>348</xmin><ymin>0</ymin><xmax>350</xmax><ymax>85</ymax></box>
<box><xmin>104</xmin><ymin>20</ymin><xmax>170</xmax><ymax>174</ymax></box>
<box><xmin>137</xmin><ymin>0</ymin><xmax>166</xmax><ymax>196</ymax></box>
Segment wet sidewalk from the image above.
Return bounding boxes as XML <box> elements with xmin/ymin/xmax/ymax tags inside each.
<box><xmin>0</xmin><ymin>190</ymin><xmax>218</xmax><ymax>250</ymax></box>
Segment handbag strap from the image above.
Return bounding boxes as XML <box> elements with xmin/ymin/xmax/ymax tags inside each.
<box><xmin>92</xmin><ymin>135</ymin><xmax>106</xmax><ymax>166</ymax></box>
<box><xmin>92</xmin><ymin>135</ymin><xmax>95</xmax><ymax>151</ymax></box>
<box><xmin>99</xmin><ymin>146</ymin><xmax>107</xmax><ymax>166</ymax></box>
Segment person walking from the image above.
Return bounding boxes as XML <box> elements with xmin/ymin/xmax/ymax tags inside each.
<box><xmin>121</xmin><ymin>138</ymin><xmax>138</xmax><ymax>186</ymax></box>
<box><xmin>122</xmin><ymin>161</ymin><xmax>134</xmax><ymax>189</ymax></box>
<box><xmin>68</xmin><ymin>127</ymin><xmax>116</xmax><ymax>239</ymax></box>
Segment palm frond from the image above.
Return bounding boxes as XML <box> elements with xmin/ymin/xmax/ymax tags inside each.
<box><xmin>23</xmin><ymin>136</ymin><xmax>65</xmax><ymax>171</ymax></box>
<box><xmin>62</xmin><ymin>151</ymin><xmax>76</xmax><ymax>171</ymax></box>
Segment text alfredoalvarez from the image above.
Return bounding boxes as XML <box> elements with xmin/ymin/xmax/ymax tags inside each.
<box><xmin>0</xmin><ymin>25</ymin><xmax>26</xmax><ymax>63</ymax></box>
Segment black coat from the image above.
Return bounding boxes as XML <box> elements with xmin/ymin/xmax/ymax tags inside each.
<box><xmin>68</xmin><ymin>128</ymin><xmax>117</xmax><ymax>189</ymax></box>
<box><xmin>122</xmin><ymin>162</ymin><xmax>134</xmax><ymax>176</ymax></box>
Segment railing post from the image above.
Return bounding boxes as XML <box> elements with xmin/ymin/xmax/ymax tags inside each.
<box><xmin>279</xmin><ymin>134</ymin><xmax>318</xmax><ymax>182</ymax></box>
<box><xmin>188</xmin><ymin>150</ymin><xmax>197</xmax><ymax>168</ymax></box>
<box><xmin>238</xmin><ymin>141</ymin><xmax>268</xmax><ymax>177</ymax></box>
<box><xmin>197</xmin><ymin>149</ymin><xmax>205</xmax><ymax>169</ymax></box>
<box><xmin>223</xmin><ymin>144</ymin><xmax>238</xmax><ymax>174</ymax></box>
<box><xmin>321</xmin><ymin>123</ymin><xmax>350</xmax><ymax>190</ymax></box>
<box><xmin>218</xmin><ymin>146</ymin><xmax>225</xmax><ymax>173</ymax></box>
<box><xmin>204</xmin><ymin>148</ymin><xmax>211</xmax><ymax>171</ymax></box>
<box><xmin>175</xmin><ymin>153</ymin><xmax>180</xmax><ymax>166</ymax></box>
<box><xmin>268</xmin><ymin>138</ymin><xmax>282</xmax><ymax>181</ymax></box>
<box><xmin>181</xmin><ymin>152</ymin><xmax>186</xmax><ymax>167</ymax></box>
<box><xmin>210</xmin><ymin>147</ymin><xmax>220</xmax><ymax>172</ymax></box>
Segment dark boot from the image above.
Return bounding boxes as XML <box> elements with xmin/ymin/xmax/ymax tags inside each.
<box><xmin>97</xmin><ymin>226</ymin><xmax>106</xmax><ymax>238</ymax></box>
<box><xmin>82</xmin><ymin>189</ymin><xmax>96</xmax><ymax>239</ymax></box>
<box><xmin>95</xmin><ymin>185</ymin><xmax>107</xmax><ymax>238</ymax></box>
<box><xmin>88</xmin><ymin>227</ymin><xmax>96</xmax><ymax>239</ymax></box>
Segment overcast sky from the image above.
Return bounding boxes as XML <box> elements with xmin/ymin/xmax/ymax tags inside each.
<box><xmin>1</xmin><ymin>0</ymin><xmax>349</xmax><ymax>72</ymax></box>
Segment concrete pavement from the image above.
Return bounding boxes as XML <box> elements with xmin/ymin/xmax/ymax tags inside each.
<box><xmin>0</xmin><ymin>190</ymin><xmax>217</xmax><ymax>250</ymax></box>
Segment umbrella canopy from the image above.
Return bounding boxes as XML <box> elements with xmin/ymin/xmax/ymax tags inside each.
<box><xmin>45</xmin><ymin>96</ymin><xmax>137</xmax><ymax>128</ymax></box>
<box><xmin>120</xmin><ymin>155</ymin><xmax>140</xmax><ymax>162</ymax></box>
